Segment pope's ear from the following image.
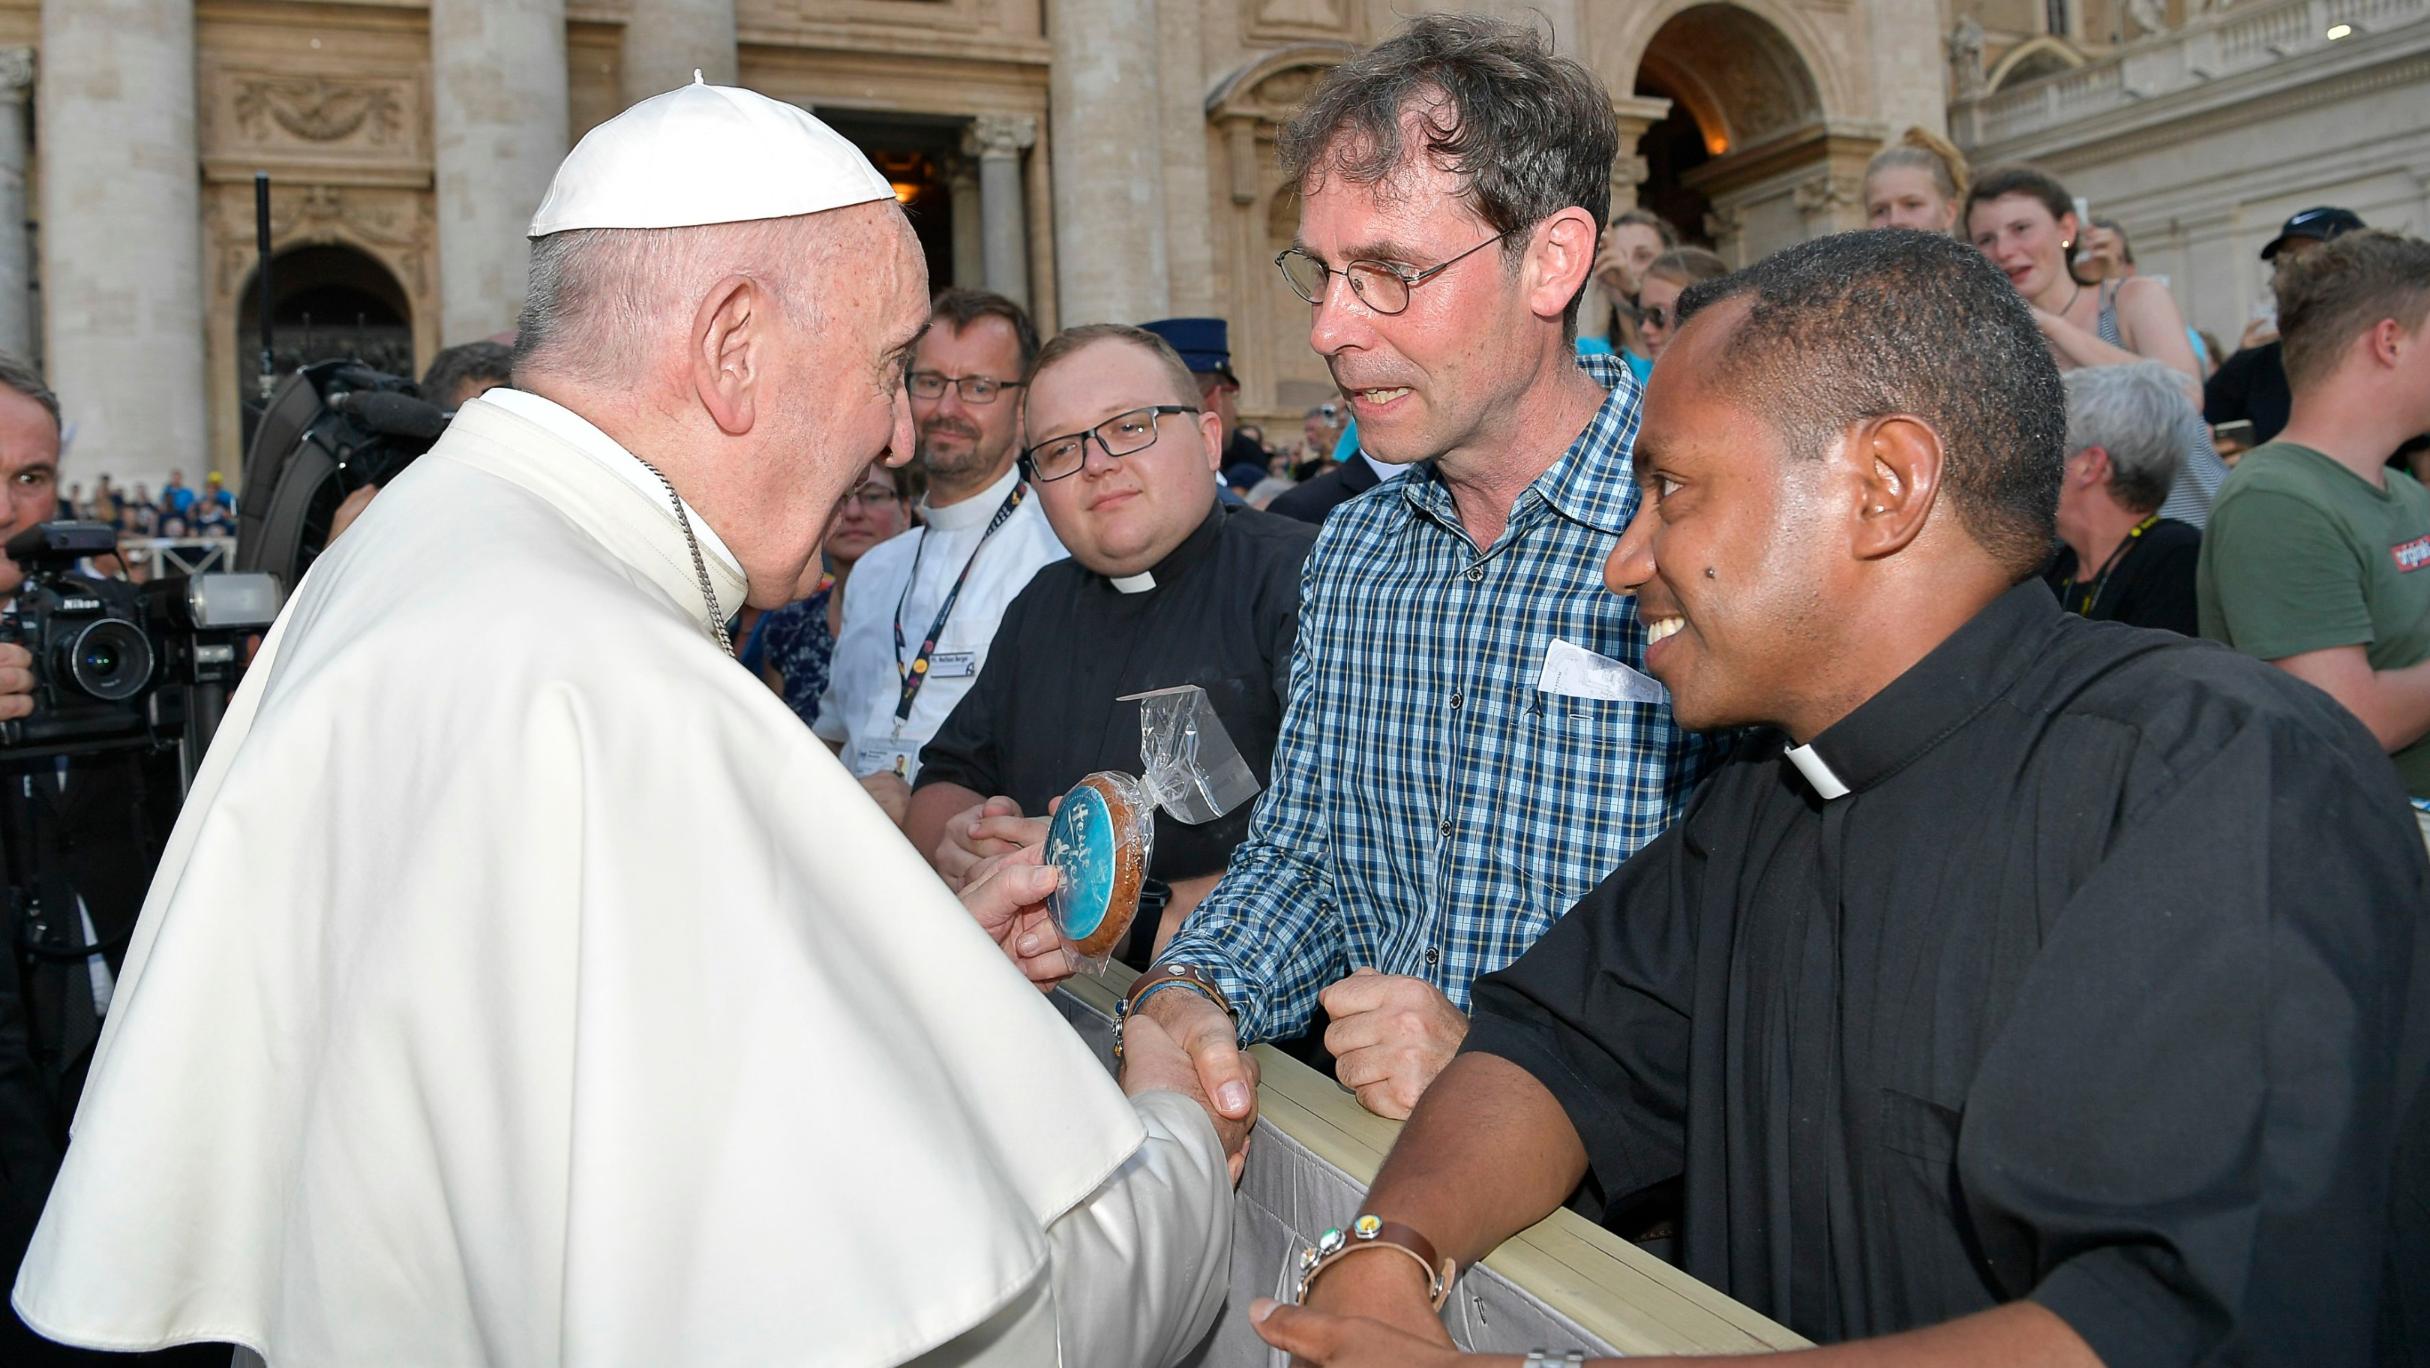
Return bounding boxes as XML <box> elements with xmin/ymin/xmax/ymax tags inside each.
<box><xmin>692</xmin><ymin>274</ymin><xmax>761</xmax><ymax>436</ymax></box>
<box><xmin>1847</xmin><ymin>414</ymin><xmax>1943</xmax><ymax>561</ymax></box>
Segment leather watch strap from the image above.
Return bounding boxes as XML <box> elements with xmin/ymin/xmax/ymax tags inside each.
<box><xmin>1120</xmin><ymin>960</ymin><xmax>1234</xmax><ymax>1022</ymax></box>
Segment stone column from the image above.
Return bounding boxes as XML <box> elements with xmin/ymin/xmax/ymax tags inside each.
<box><xmin>38</xmin><ymin>0</ymin><xmax>208</xmax><ymax>474</ymax></box>
<box><xmin>1048</xmin><ymin>0</ymin><xmax>1169</xmax><ymax>325</ymax></box>
<box><xmin>1608</xmin><ymin>95</ymin><xmax>1673</xmax><ymax>215</ymax></box>
<box><xmin>620</xmin><ymin>0</ymin><xmax>737</xmax><ymax>107</ymax></box>
<box><xmin>944</xmin><ymin>153</ymin><xmax>983</xmax><ymax>290</ymax></box>
<box><xmin>1871</xmin><ymin>0</ymin><xmax>1954</xmax><ymax>138</ymax></box>
<box><xmin>431</xmin><ymin>0</ymin><xmax>568</xmax><ymax>345</ymax></box>
<box><xmin>964</xmin><ymin>116</ymin><xmax>1036</xmax><ymax>307</ymax></box>
<box><xmin>0</xmin><ymin>48</ymin><xmax>34</xmax><ymax>361</ymax></box>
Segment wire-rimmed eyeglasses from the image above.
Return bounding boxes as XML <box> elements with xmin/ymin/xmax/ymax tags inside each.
<box><xmin>1020</xmin><ymin>405</ymin><xmax>1199</xmax><ymax>483</ymax></box>
<box><xmin>1275</xmin><ymin>230</ymin><xmax>1511</xmax><ymax>315</ymax></box>
<box><xmin>908</xmin><ymin>371</ymin><xmax>1024</xmax><ymax>404</ymax></box>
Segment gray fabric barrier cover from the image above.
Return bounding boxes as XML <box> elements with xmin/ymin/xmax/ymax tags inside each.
<box><xmin>1051</xmin><ymin>992</ymin><xmax>1615</xmax><ymax>1364</ymax></box>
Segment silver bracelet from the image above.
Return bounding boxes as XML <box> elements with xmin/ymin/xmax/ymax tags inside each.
<box><xmin>1523</xmin><ymin>1353</ymin><xmax>1586</xmax><ymax>1367</ymax></box>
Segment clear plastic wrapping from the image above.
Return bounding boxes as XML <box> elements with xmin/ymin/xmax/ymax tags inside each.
<box><xmin>1122</xmin><ymin>685</ymin><xmax>1262</xmax><ymax>825</ymax></box>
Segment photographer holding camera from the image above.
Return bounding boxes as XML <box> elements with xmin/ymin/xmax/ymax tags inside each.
<box><xmin>0</xmin><ymin>356</ymin><xmax>207</xmax><ymax>1368</ymax></box>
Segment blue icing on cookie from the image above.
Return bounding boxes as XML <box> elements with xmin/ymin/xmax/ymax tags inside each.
<box><xmin>1047</xmin><ymin>785</ymin><xmax>1118</xmax><ymax>941</ymax></box>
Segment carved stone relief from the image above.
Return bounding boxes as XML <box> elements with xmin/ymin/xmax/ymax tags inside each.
<box><xmin>0</xmin><ymin>48</ymin><xmax>33</xmax><ymax>104</ymax></box>
<box><xmin>204</xmin><ymin>69</ymin><xmax>425</xmax><ymax>167</ymax></box>
<box><xmin>1792</xmin><ymin>172</ymin><xmax>1862</xmax><ymax>219</ymax></box>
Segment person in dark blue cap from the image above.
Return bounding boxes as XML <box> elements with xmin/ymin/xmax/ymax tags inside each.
<box><xmin>2206</xmin><ymin>206</ymin><xmax>2365</xmax><ymax>450</ymax></box>
<box><xmin>1140</xmin><ymin>317</ymin><xmax>1271</xmax><ymax>477</ymax></box>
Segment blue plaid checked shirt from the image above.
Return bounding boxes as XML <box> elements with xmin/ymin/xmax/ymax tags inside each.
<box><xmin>1160</xmin><ymin>354</ymin><xmax>1719</xmax><ymax>1042</ymax></box>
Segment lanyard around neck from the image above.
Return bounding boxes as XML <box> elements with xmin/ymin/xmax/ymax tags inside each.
<box><xmin>891</xmin><ymin>481</ymin><xmax>1027</xmax><ymax>725</ymax></box>
<box><xmin>2068</xmin><ymin>513</ymin><xmax>2157</xmax><ymax>618</ymax></box>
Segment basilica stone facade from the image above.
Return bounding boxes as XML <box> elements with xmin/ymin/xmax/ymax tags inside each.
<box><xmin>0</xmin><ymin>0</ymin><xmax>2422</xmax><ymax>489</ymax></box>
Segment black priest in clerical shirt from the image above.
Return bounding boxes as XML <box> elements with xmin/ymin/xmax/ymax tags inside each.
<box><xmin>1464</xmin><ymin>582</ymin><xmax>2430</xmax><ymax>1361</ymax></box>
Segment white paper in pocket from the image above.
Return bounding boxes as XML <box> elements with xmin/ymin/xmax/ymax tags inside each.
<box><xmin>1537</xmin><ymin>637</ymin><xmax>1665</xmax><ymax>704</ymax></box>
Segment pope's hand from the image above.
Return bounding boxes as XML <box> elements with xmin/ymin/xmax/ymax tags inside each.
<box><xmin>957</xmin><ymin>844</ymin><xmax>1077</xmax><ymax>992</ymax></box>
<box><xmin>0</xmin><ymin>642</ymin><xmax>33</xmax><ymax>722</ymax></box>
<box><xmin>1121</xmin><ymin>1011</ymin><xmax>1257</xmax><ymax>1185</ymax></box>
<box><xmin>859</xmin><ymin>771</ymin><xmax>911</xmax><ymax>826</ymax></box>
<box><xmin>1320</xmin><ymin>969</ymin><xmax>1469</xmax><ymax>1119</ymax></box>
<box><xmin>1249</xmin><ymin>1298</ymin><xmax>1467</xmax><ymax>1368</ymax></box>
<box><xmin>934</xmin><ymin>795</ymin><xmax>1048</xmax><ymax>893</ymax></box>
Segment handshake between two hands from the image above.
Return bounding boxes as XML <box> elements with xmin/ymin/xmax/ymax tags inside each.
<box><xmin>944</xmin><ymin>798</ymin><xmax>1258</xmax><ymax>1184</ymax></box>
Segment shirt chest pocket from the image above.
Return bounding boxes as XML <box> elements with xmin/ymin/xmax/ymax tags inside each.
<box><xmin>1501</xmin><ymin>691</ymin><xmax>1674</xmax><ymax>907</ymax></box>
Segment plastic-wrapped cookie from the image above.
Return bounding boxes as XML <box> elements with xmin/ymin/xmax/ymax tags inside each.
<box><xmin>1044</xmin><ymin>771</ymin><xmax>1156</xmax><ymax>962</ymax></box>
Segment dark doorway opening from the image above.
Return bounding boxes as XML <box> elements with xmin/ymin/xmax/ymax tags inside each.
<box><xmin>823</xmin><ymin>112</ymin><xmax>964</xmax><ymax>294</ymax></box>
<box><xmin>236</xmin><ymin>244</ymin><xmax>412</xmax><ymax>387</ymax></box>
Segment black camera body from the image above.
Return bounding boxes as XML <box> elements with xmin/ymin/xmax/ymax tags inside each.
<box><xmin>0</xmin><ymin>521</ymin><xmax>281</xmax><ymax>761</ymax></box>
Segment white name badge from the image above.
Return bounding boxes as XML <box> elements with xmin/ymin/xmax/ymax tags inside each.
<box><xmin>1537</xmin><ymin>636</ymin><xmax>1665</xmax><ymax>704</ymax></box>
<box><xmin>927</xmin><ymin>651</ymin><xmax>979</xmax><ymax>679</ymax></box>
<box><xmin>852</xmin><ymin>742</ymin><xmax>919</xmax><ymax>779</ymax></box>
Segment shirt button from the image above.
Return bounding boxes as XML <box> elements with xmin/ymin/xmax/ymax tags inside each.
<box><xmin>1438</xmin><ymin>819</ymin><xmax>1453</xmax><ymax>839</ymax></box>
<box><xmin>1464</xmin><ymin>564</ymin><xmax>1485</xmax><ymax>582</ymax></box>
<box><xmin>1425</xmin><ymin>947</ymin><xmax>1441</xmax><ymax>968</ymax></box>
<box><xmin>1449</xmin><ymin>690</ymin><xmax>1463</xmax><ymax>710</ymax></box>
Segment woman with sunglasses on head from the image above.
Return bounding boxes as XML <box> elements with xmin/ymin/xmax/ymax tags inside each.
<box><xmin>1966</xmin><ymin>163</ymin><xmax>2228</xmax><ymax>523</ymax></box>
<box><xmin>744</xmin><ymin>459</ymin><xmax>917</xmax><ymax>730</ymax></box>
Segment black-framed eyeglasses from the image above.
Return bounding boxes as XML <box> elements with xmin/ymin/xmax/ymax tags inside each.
<box><xmin>1275</xmin><ymin>231</ymin><xmax>1511</xmax><ymax>315</ymax></box>
<box><xmin>1641</xmin><ymin>304</ymin><xmax>1675</xmax><ymax>329</ymax></box>
<box><xmin>1020</xmin><ymin>405</ymin><xmax>1199</xmax><ymax>483</ymax></box>
<box><xmin>907</xmin><ymin>371</ymin><xmax>1024</xmax><ymax>404</ymax></box>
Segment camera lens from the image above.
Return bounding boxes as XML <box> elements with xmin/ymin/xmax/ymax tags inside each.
<box><xmin>60</xmin><ymin>619</ymin><xmax>153</xmax><ymax>702</ymax></box>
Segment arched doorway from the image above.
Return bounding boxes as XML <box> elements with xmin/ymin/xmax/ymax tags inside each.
<box><xmin>1616</xmin><ymin>2</ymin><xmax>1861</xmax><ymax>264</ymax></box>
<box><xmin>235</xmin><ymin>244</ymin><xmax>413</xmax><ymax>389</ymax></box>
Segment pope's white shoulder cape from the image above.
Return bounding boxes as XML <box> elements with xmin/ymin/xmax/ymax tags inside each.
<box><xmin>11</xmin><ymin>397</ymin><xmax>1150</xmax><ymax>1366</ymax></box>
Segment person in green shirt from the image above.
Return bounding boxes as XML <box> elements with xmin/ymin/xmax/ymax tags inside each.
<box><xmin>2199</xmin><ymin>230</ymin><xmax>2430</xmax><ymax>837</ymax></box>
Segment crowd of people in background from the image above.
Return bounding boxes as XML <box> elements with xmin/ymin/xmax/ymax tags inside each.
<box><xmin>2</xmin><ymin>11</ymin><xmax>2424</xmax><ymax>1365</ymax></box>
<box><xmin>58</xmin><ymin>468</ymin><xmax>236</xmax><ymax>542</ymax></box>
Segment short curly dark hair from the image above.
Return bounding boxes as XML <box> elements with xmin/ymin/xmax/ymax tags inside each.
<box><xmin>1675</xmin><ymin>229</ymin><xmax>2066</xmax><ymax>578</ymax></box>
<box><xmin>1277</xmin><ymin>13</ymin><xmax>1617</xmax><ymax>334</ymax></box>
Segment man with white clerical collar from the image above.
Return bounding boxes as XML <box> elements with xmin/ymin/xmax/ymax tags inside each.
<box><xmin>1250</xmin><ymin>230</ymin><xmax>2429</xmax><ymax>1365</ymax></box>
<box><xmin>814</xmin><ymin>288</ymin><xmax>1067</xmax><ymax>825</ymax></box>
<box><xmin>12</xmin><ymin>79</ymin><xmax>1249</xmax><ymax>1368</ymax></box>
<box><xmin>906</xmin><ymin>325</ymin><xmax>1318</xmax><ymax>966</ymax></box>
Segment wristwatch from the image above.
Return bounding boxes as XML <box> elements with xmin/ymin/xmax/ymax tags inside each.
<box><xmin>1113</xmin><ymin>960</ymin><xmax>1234</xmax><ymax>1059</ymax></box>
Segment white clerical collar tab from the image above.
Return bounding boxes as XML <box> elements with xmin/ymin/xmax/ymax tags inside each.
<box><xmin>1111</xmin><ymin>571</ymin><xmax>1156</xmax><ymax>594</ymax></box>
<box><xmin>1786</xmin><ymin>743</ymin><xmax>1851</xmax><ymax>801</ymax></box>
<box><xmin>921</xmin><ymin>466</ymin><xmax>1021</xmax><ymax>530</ymax></box>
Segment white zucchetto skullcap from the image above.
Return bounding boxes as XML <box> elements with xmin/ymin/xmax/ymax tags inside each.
<box><xmin>528</xmin><ymin>72</ymin><xmax>893</xmax><ymax>237</ymax></box>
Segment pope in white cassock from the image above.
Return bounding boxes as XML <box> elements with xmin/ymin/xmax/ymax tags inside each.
<box><xmin>9</xmin><ymin>80</ymin><xmax>1250</xmax><ymax>1366</ymax></box>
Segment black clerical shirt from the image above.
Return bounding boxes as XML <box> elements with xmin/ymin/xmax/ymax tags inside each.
<box><xmin>917</xmin><ymin>504</ymin><xmax>1316</xmax><ymax>904</ymax></box>
<box><xmin>1464</xmin><ymin>582</ymin><xmax>2429</xmax><ymax>1363</ymax></box>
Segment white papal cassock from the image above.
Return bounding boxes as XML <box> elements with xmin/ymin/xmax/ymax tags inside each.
<box><xmin>10</xmin><ymin>391</ymin><xmax>1232</xmax><ymax>1366</ymax></box>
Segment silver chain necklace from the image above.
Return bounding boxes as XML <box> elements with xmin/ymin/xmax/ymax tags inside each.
<box><xmin>634</xmin><ymin>457</ymin><xmax>734</xmax><ymax>657</ymax></box>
